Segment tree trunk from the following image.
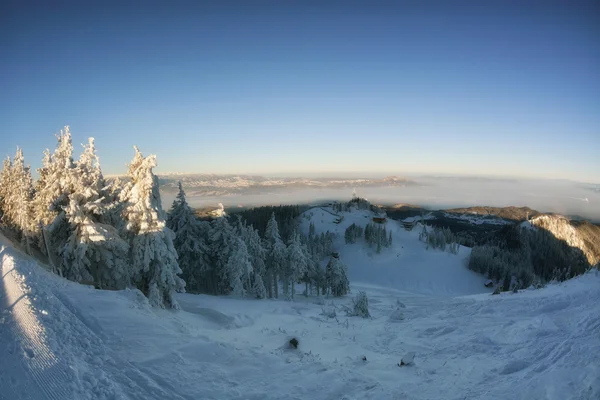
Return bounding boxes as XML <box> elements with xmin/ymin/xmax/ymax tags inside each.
<box><xmin>266</xmin><ymin>271</ymin><xmax>273</xmax><ymax>298</ymax></box>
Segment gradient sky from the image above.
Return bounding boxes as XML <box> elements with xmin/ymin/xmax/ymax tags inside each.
<box><xmin>1</xmin><ymin>0</ymin><xmax>599</xmax><ymax>182</ymax></box>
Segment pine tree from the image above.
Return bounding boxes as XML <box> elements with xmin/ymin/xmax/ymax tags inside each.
<box><xmin>33</xmin><ymin>127</ymin><xmax>76</xmax><ymax>227</ymax></box>
<box><xmin>0</xmin><ymin>157</ymin><xmax>12</xmax><ymax>221</ymax></box>
<box><xmin>209</xmin><ymin>216</ymin><xmax>234</xmax><ymax>294</ymax></box>
<box><xmin>3</xmin><ymin>148</ymin><xmax>35</xmax><ymax>252</ymax></box>
<box><xmin>285</xmin><ymin>233</ymin><xmax>308</xmax><ymax>299</ymax></box>
<box><xmin>121</xmin><ymin>146</ymin><xmax>185</xmax><ymax>309</ymax></box>
<box><xmin>227</xmin><ymin>237</ymin><xmax>253</xmax><ymax>298</ymax></box>
<box><xmin>243</xmin><ymin>225</ymin><xmax>268</xmax><ymax>299</ymax></box>
<box><xmin>58</xmin><ymin>138</ymin><xmax>130</xmax><ymax>288</ymax></box>
<box><xmin>167</xmin><ymin>182</ymin><xmax>210</xmax><ymax>293</ymax></box>
<box><xmin>344</xmin><ymin>225</ymin><xmax>353</xmax><ymax>244</ymax></box>
<box><xmin>264</xmin><ymin>212</ymin><xmax>286</xmax><ymax>298</ymax></box>
<box><xmin>325</xmin><ymin>256</ymin><xmax>350</xmax><ymax>297</ymax></box>
<box><xmin>101</xmin><ymin>177</ymin><xmax>127</xmax><ymax>232</ymax></box>
<box><xmin>309</xmin><ymin>222</ymin><xmax>316</xmax><ymax>239</ymax></box>
<box><xmin>252</xmin><ymin>272</ymin><xmax>267</xmax><ymax>299</ymax></box>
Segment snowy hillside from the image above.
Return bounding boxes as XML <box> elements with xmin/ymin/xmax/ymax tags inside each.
<box><xmin>2</xmin><ymin>227</ymin><xmax>600</xmax><ymax>399</ymax></box>
<box><xmin>299</xmin><ymin>205</ymin><xmax>489</xmax><ymax>297</ymax></box>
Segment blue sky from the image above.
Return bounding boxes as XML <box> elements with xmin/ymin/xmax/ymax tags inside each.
<box><xmin>1</xmin><ymin>1</ymin><xmax>599</xmax><ymax>182</ymax></box>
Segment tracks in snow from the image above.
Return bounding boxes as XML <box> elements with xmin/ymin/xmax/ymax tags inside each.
<box><xmin>0</xmin><ymin>241</ymin><xmax>191</xmax><ymax>400</ymax></box>
<box><xmin>0</xmin><ymin>249</ymin><xmax>72</xmax><ymax>400</ymax></box>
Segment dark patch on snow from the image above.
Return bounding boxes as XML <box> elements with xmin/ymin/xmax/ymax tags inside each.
<box><xmin>499</xmin><ymin>360</ymin><xmax>530</xmax><ymax>375</ymax></box>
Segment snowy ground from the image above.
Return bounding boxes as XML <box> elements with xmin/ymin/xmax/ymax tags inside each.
<box><xmin>1</xmin><ymin>208</ymin><xmax>600</xmax><ymax>400</ymax></box>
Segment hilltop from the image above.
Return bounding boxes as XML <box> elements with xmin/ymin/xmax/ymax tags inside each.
<box><xmin>298</xmin><ymin>204</ymin><xmax>488</xmax><ymax>296</ymax></box>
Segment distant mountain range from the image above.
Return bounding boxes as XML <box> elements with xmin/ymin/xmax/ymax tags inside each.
<box><xmin>157</xmin><ymin>174</ymin><xmax>419</xmax><ymax>197</ymax></box>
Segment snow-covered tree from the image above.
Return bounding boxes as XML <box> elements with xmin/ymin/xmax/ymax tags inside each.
<box><xmin>59</xmin><ymin>194</ymin><xmax>130</xmax><ymax>288</ymax></box>
<box><xmin>2</xmin><ymin>149</ymin><xmax>35</xmax><ymax>252</ymax></box>
<box><xmin>56</xmin><ymin>138</ymin><xmax>130</xmax><ymax>289</ymax></box>
<box><xmin>0</xmin><ymin>157</ymin><xmax>12</xmax><ymax>220</ymax></box>
<box><xmin>364</xmin><ymin>222</ymin><xmax>391</xmax><ymax>252</ymax></box>
<box><xmin>209</xmin><ymin>215</ymin><xmax>235</xmax><ymax>295</ymax></box>
<box><xmin>121</xmin><ymin>146</ymin><xmax>185</xmax><ymax>309</ymax></box>
<box><xmin>226</xmin><ymin>237</ymin><xmax>253</xmax><ymax>298</ymax></box>
<box><xmin>350</xmin><ymin>291</ymin><xmax>370</xmax><ymax>318</ymax></box>
<box><xmin>243</xmin><ymin>225</ymin><xmax>268</xmax><ymax>299</ymax></box>
<box><xmin>326</xmin><ymin>256</ymin><xmax>350</xmax><ymax>297</ymax></box>
<box><xmin>345</xmin><ymin>223</ymin><xmax>364</xmax><ymax>244</ymax></box>
<box><xmin>264</xmin><ymin>212</ymin><xmax>286</xmax><ymax>298</ymax></box>
<box><xmin>167</xmin><ymin>182</ymin><xmax>210</xmax><ymax>292</ymax></box>
<box><xmin>285</xmin><ymin>233</ymin><xmax>309</xmax><ymax>299</ymax></box>
<box><xmin>100</xmin><ymin>177</ymin><xmax>127</xmax><ymax>231</ymax></box>
<box><xmin>32</xmin><ymin>127</ymin><xmax>76</xmax><ymax>227</ymax></box>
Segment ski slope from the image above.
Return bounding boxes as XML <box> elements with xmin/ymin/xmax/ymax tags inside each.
<box><xmin>2</xmin><ymin>227</ymin><xmax>600</xmax><ymax>399</ymax></box>
<box><xmin>299</xmin><ymin>206</ymin><xmax>489</xmax><ymax>297</ymax></box>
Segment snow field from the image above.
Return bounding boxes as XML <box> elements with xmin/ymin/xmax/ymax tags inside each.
<box><xmin>1</xmin><ymin>204</ymin><xmax>600</xmax><ymax>400</ymax></box>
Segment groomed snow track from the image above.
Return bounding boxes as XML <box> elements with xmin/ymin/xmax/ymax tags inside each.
<box><xmin>0</xmin><ymin>245</ymin><xmax>72</xmax><ymax>400</ymax></box>
<box><xmin>0</xmin><ymin>237</ymin><xmax>191</xmax><ymax>400</ymax></box>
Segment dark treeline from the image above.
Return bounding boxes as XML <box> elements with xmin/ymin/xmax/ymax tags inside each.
<box><xmin>232</xmin><ymin>205</ymin><xmax>303</xmax><ymax>243</ymax></box>
<box><xmin>168</xmin><ymin>194</ymin><xmax>348</xmax><ymax>300</ymax></box>
<box><xmin>469</xmin><ymin>224</ymin><xmax>593</xmax><ymax>291</ymax></box>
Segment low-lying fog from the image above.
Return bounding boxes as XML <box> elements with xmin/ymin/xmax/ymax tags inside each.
<box><xmin>161</xmin><ymin>178</ymin><xmax>600</xmax><ymax>222</ymax></box>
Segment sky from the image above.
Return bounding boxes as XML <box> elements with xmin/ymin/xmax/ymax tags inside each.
<box><xmin>1</xmin><ymin>0</ymin><xmax>599</xmax><ymax>182</ymax></box>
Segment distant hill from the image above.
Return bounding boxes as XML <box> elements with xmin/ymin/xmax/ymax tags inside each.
<box><xmin>527</xmin><ymin>215</ymin><xmax>600</xmax><ymax>267</ymax></box>
<box><xmin>444</xmin><ymin>206</ymin><xmax>540</xmax><ymax>222</ymax></box>
<box><xmin>157</xmin><ymin>174</ymin><xmax>420</xmax><ymax>197</ymax></box>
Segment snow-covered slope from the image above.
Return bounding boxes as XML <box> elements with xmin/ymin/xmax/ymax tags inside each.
<box><xmin>2</xmin><ymin>231</ymin><xmax>600</xmax><ymax>400</ymax></box>
<box><xmin>299</xmin><ymin>206</ymin><xmax>489</xmax><ymax>297</ymax></box>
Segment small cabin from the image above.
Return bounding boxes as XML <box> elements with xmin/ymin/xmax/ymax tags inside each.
<box><xmin>484</xmin><ymin>280</ymin><xmax>494</xmax><ymax>288</ymax></box>
<box><xmin>372</xmin><ymin>217</ymin><xmax>387</xmax><ymax>224</ymax></box>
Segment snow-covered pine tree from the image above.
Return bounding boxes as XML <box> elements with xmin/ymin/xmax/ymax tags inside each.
<box><xmin>209</xmin><ymin>215</ymin><xmax>235</xmax><ymax>295</ymax></box>
<box><xmin>310</xmin><ymin>255</ymin><xmax>326</xmax><ymax>296</ymax></box>
<box><xmin>325</xmin><ymin>256</ymin><xmax>350</xmax><ymax>297</ymax></box>
<box><xmin>344</xmin><ymin>226</ymin><xmax>353</xmax><ymax>244</ymax></box>
<box><xmin>3</xmin><ymin>148</ymin><xmax>35</xmax><ymax>252</ymax></box>
<box><xmin>0</xmin><ymin>157</ymin><xmax>12</xmax><ymax>221</ymax></box>
<box><xmin>58</xmin><ymin>138</ymin><xmax>130</xmax><ymax>289</ymax></box>
<box><xmin>100</xmin><ymin>176</ymin><xmax>127</xmax><ymax>233</ymax></box>
<box><xmin>33</xmin><ymin>127</ymin><xmax>76</xmax><ymax>227</ymax></box>
<box><xmin>227</xmin><ymin>237</ymin><xmax>253</xmax><ymax>298</ymax></box>
<box><xmin>242</xmin><ymin>225</ymin><xmax>268</xmax><ymax>299</ymax></box>
<box><xmin>285</xmin><ymin>233</ymin><xmax>308</xmax><ymax>299</ymax></box>
<box><xmin>167</xmin><ymin>181</ymin><xmax>210</xmax><ymax>293</ymax></box>
<box><xmin>264</xmin><ymin>212</ymin><xmax>286</xmax><ymax>298</ymax></box>
<box><xmin>121</xmin><ymin>146</ymin><xmax>185</xmax><ymax>309</ymax></box>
